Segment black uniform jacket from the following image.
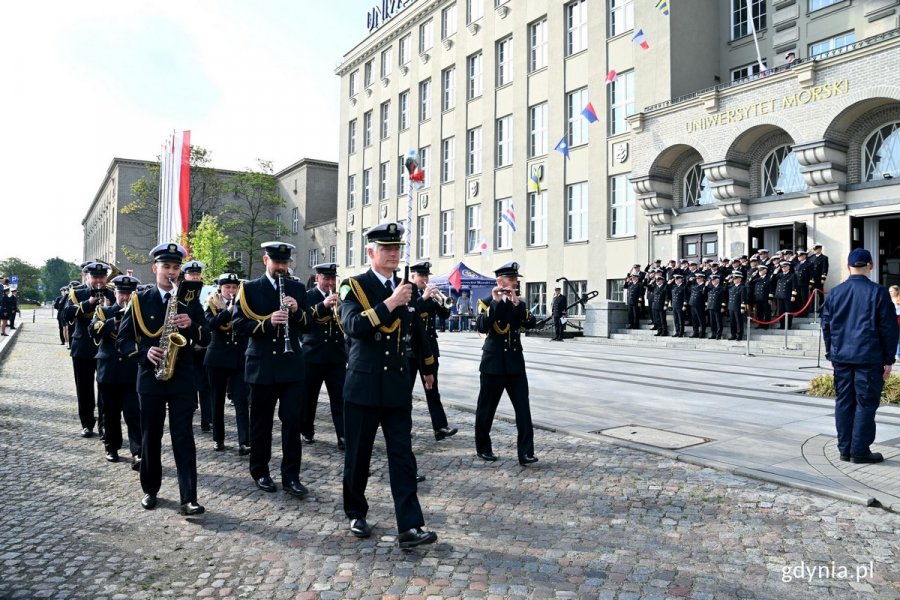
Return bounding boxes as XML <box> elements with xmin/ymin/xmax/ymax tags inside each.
<box><xmin>706</xmin><ymin>285</ymin><xmax>727</xmax><ymax>311</ymax></box>
<box><xmin>116</xmin><ymin>285</ymin><xmax>209</xmax><ymax>395</ymax></box>
<box><xmin>774</xmin><ymin>272</ymin><xmax>799</xmax><ymax>301</ymax></box>
<box><xmin>90</xmin><ymin>304</ymin><xmax>137</xmax><ymax>385</ymax></box>
<box><xmin>340</xmin><ymin>270</ymin><xmax>436</xmax><ymax>408</ymax></box>
<box><xmin>650</xmin><ymin>284</ymin><xmax>669</xmax><ymax>310</ymax></box>
<box><xmin>551</xmin><ymin>294</ymin><xmax>567</xmax><ymax>317</ymax></box>
<box><xmin>727</xmin><ymin>284</ymin><xmax>749</xmax><ymax>311</ymax></box>
<box><xmin>688</xmin><ymin>283</ymin><xmax>708</xmax><ymax>308</ymax></box>
<box><xmin>203</xmin><ymin>298</ymin><xmax>247</xmax><ymax>370</ymax></box>
<box><xmin>412</xmin><ymin>292</ymin><xmax>451</xmax><ymax>359</ymax></box>
<box><xmin>233</xmin><ymin>274</ymin><xmax>309</xmax><ymax>385</ymax></box>
<box><xmin>302</xmin><ymin>287</ymin><xmax>348</xmax><ymax>365</ymax></box>
<box><xmin>65</xmin><ymin>286</ymin><xmax>116</xmax><ymax>359</ymax></box>
<box><xmin>669</xmin><ymin>283</ymin><xmax>688</xmax><ymax>310</ymax></box>
<box><xmin>476</xmin><ymin>295</ymin><xmax>536</xmax><ymax>375</ymax></box>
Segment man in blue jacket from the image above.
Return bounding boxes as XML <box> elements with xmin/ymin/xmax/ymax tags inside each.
<box><xmin>821</xmin><ymin>248</ymin><xmax>899</xmax><ymax>464</ymax></box>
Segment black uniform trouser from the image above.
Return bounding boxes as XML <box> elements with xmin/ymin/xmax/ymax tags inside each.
<box><xmin>71</xmin><ymin>357</ymin><xmax>97</xmax><ymax>430</ymax></box>
<box><xmin>708</xmin><ymin>309</ymin><xmax>723</xmax><ymax>338</ymax></box>
<box><xmin>57</xmin><ymin>320</ymin><xmax>66</xmax><ymax>344</ymax></box>
<box><xmin>99</xmin><ymin>382</ymin><xmax>141</xmax><ymax>457</ymax></box>
<box><xmin>342</xmin><ymin>401</ymin><xmax>424</xmax><ymax>533</ymax></box>
<box><xmin>208</xmin><ymin>366</ymin><xmax>250</xmax><ymax>446</ymax></box>
<box><xmin>729</xmin><ymin>309</ymin><xmax>745</xmax><ymax>339</ymax></box>
<box><xmin>302</xmin><ymin>362</ymin><xmax>346</xmax><ymax>441</ymax></box>
<box><xmin>248</xmin><ymin>382</ymin><xmax>304</xmax><ymax>483</ymax></box>
<box><xmin>651</xmin><ymin>307</ymin><xmax>667</xmax><ymax>333</ymax></box>
<box><xmin>408</xmin><ymin>358</ymin><xmax>448</xmax><ymax>431</ymax></box>
<box><xmin>672</xmin><ymin>306</ymin><xmax>685</xmax><ymax>334</ymax></box>
<box><xmin>689</xmin><ymin>306</ymin><xmax>705</xmax><ymax>336</ymax></box>
<box><xmin>553</xmin><ymin>315</ymin><xmax>564</xmax><ymax>339</ymax></box>
<box><xmin>139</xmin><ymin>391</ymin><xmax>197</xmax><ymax>505</ymax></box>
<box><xmin>754</xmin><ymin>299</ymin><xmax>771</xmax><ymax>328</ymax></box>
<box><xmin>627</xmin><ymin>305</ymin><xmax>640</xmax><ymax>328</ymax></box>
<box><xmin>475</xmin><ymin>372</ymin><xmax>534</xmax><ymax>460</ymax></box>
<box><xmin>192</xmin><ymin>350</ymin><xmax>212</xmax><ymax>428</ymax></box>
<box><xmin>776</xmin><ymin>298</ymin><xmax>794</xmax><ymax>329</ymax></box>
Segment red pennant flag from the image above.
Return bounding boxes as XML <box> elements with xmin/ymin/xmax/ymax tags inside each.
<box><xmin>605</xmin><ymin>69</ymin><xmax>617</xmax><ymax>84</ymax></box>
<box><xmin>448</xmin><ymin>267</ymin><xmax>462</xmax><ymax>292</ymax></box>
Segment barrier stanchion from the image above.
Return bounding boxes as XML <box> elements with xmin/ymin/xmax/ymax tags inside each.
<box><xmin>783</xmin><ymin>314</ymin><xmax>789</xmax><ymax>350</ymax></box>
<box><xmin>32</xmin><ymin>309</ymin><xmax>36</xmax><ymax>323</ymax></box>
<box><xmin>745</xmin><ymin>315</ymin><xmax>753</xmax><ymax>357</ymax></box>
<box><xmin>811</xmin><ymin>291</ymin><xmax>819</xmax><ymax>325</ymax></box>
<box><xmin>799</xmin><ymin>291</ymin><xmax>830</xmax><ymax>371</ymax></box>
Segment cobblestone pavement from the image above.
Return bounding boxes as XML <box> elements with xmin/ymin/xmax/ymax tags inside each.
<box><xmin>1</xmin><ymin>312</ymin><xmax>899</xmax><ymax>599</ymax></box>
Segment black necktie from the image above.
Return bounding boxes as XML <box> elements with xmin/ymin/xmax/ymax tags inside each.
<box><xmin>385</xmin><ymin>279</ymin><xmax>393</xmax><ymax>292</ymax></box>
<box><xmin>163</xmin><ymin>292</ymin><xmax>171</xmax><ymax>305</ymax></box>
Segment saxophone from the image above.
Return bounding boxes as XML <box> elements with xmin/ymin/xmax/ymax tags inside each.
<box><xmin>154</xmin><ymin>278</ymin><xmax>188</xmax><ymax>381</ymax></box>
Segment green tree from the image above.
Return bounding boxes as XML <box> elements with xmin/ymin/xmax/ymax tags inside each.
<box><xmin>188</xmin><ymin>214</ymin><xmax>230</xmax><ymax>284</ymax></box>
<box><xmin>222</xmin><ymin>160</ymin><xmax>286</xmax><ymax>278</ymax></box>
<box><xmin>41</xmin><ymin>258</ymin><xmax>81</xmax><ymax>296</ymax></box>
<box><xmin>0</xmin><ymin>257</ymin><xmax>44</xmax><ymax>303</ymax></box>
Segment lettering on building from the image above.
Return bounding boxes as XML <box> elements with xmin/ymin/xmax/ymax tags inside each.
<box><xmin>684</xmin><ymin>79</ymin><xmax>849</xmax><ymax>133</ymax></box>
<box><xmin>367</xmin><ymin>0</ymin><xmax>418</xmax><ymax>33</ymax></box>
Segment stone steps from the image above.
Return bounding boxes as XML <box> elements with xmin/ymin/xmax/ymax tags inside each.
<box><xmin>595</xmin><ymin>334</ymin><xmax>824</xmax><ymax>357</ymax></box>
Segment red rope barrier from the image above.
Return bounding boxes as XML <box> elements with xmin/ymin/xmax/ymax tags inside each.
<box><xmin>749</xmin><ymin>289</ymin><xmax>826</xmax><ymax>325</ymax></box>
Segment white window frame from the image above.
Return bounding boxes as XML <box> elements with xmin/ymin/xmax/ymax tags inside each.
<box><xmin>441</xmin><ymin>209</ymin><xmax>454</xmax><ymax>256</ymax></box>
<box><xmin>364</xmin><ymin>59</ymin><xmax>374</xmax><ymax>88</ymax></box>
<box><xmin>529</xmin><ymin>102</ymin><xmax>548</xmax><ymax>158</ymax></box>
<box><xmin>292</xmin><ymin>207</ymin><xmax>299</xmax><ymax>234</ymax></box>
<box><xmin>495</xmin><ymin>197</ymin><xmax>513</xmax><ymax>250</ymax></box>
<box><xmin>467</xmin><ymin>0</ymin><xmax>484</xmax><ymax>24</ymax></box>
<box><xmin>609</xmin><ymin>174</ymin><xmax>635</xmax><ymax>238</ymax></box>
<box><xmin>567</xmin><ymin>87</ymin><xmax>589</xmax><ymax>147</ymax></box>
<box><xmin>420</xmin><ymin>145</ymin><xmax>431</xmax><ymax>188</ymax></box>
<box><xmin>810</xmin><ymin>0</ymin><xmax>840</xmax><ymax>12</ymax></box>
<box><xmin>348</xmin><ymin>119</ymin><xmax>357</xmax><ymax>154</ymax></box>
<box><xmin>399</xmin><ymin>90</ymin><xmax>410</xmax><ymax>130</ymax></box>
<box><xmin>467</xmin><ymin>52</ymin><xmax>483</xmax><ymax>100</ymax></box>
<box><xmin>381</xmin><ymin>47</ymin><xmax>393</xmax><ymax>78</ymax></box>
<box><xmin>609</xmin><ymin>0</ymin><xmax>634</xmax><ymax>38</ymax></box>
<box><xmin>466</xmin><ymin>204</ymin><xmax>482</xmax><ymax>253</ymax></box>
<box><xmin>308</xmin><ymin>248</ymin><xmax>318</xmax><ymax>269</ymax></box>
<box><xmin>496</xmin><ymin>36</ymin><xmax>513</xmax><ymax>87</ymax></box>
<box><xmin>347</xmin><ymin>174</ymin><xmax>356</xmax><ymax>209</ymax></box>
<box><xmin>346</xmin><ymin>232</ymin><xmax>356</xmax><ymax>267</ymax></box>
<box><xmin>398</xmin><ymin>155</ymin><xmax>408</xmax><ymax>195</ymax></box>
<box><xmin>380</xmin><ymin>101</ymin><xmax>391</xmax><ymax>140</ymax></box>
<box><xmin>565</xmin><ymin>0</ymin><xmax>588</xmax><ymax>56</ymax></box>
<box><xmin>362</xmin><ymin>168</ymin><xmax>371</xmax><ymax>205</ymax></box>
<box><xmin>467</xmin><ymin>127</ymin><xmax>482</xmax><ymax>176</ymax></box>
<box><xmin>363</xmin><ymin>110</ymin><xmax>372</xmax><ymax>146</ymax></box>
<box><xmin>732</xmin><ymin>0</ymin><xmax>766</xmax><ymax>41</ymax></box>
<box><xmin>419</xmin><ymin>79</ymin><xmax>432</xmax><ymax>121</ymax></box>
<box><xmin>330</xmin><ymin>245</ymin><xmax>337</xmax><ymax>263</ymax></box>
<box><xmin>566</xmin><ymin>182</ymin><xmax>588</xmax><ymax>242</ymax></box>
<box><xmin>730</xmin><ymin>62</ymin><xmax>762</xmax><ymax>81</ymax></box>
<box><xmin>380</xmin><ymin>161</ymin><xmax>390</xmax><ymax>200</ymax></box>
<box><xmin>684</xmin><ymin>164</ymin><xmax>715</xmax><ymax>207</ymax></box>
<box><xmin>442</xmin><ymin>66</ymin><xmax>456</xmax><ymax>111</ymax></box>
<box><xmin>419</xmin><ymin>19</ymin><xmax>434</xmax><ymax>53</ymax></box>
<box><xmin>399</xmin><ymin>34</ymin><xmax>411</xmax><ymax>66</ymax></box>
<box><xmin>442</xmin><ymin>137</ymin><xmax>455</xmax><ymax>183</ymax></box>
<box><xmin>496</xmin><ymin>115</ymin><xmax>512</xmax><ymax>167</ymax></box>
<box><xmin>349</xmin><ymin>70</ymin><xmax>359</xmax><ymax>97</ymax></box>
<box><xmin>528</xmin><ymin>18</ymin><xmax>548</xmax><ymax>72</ymax></box>
<box><xmin>417</xmin><ymin>214</ymin><xmax>431</xmax><ymax>259</ymax></box>
<box><xmin>609</xmin><ymin>71</ymin><xmax>635</xmax><ymax>136</ymax></box>
<box><xmin>809</xmin><ymin>31</ymin><xmax>855</xmax><ymax>56</ymax></box>
<box><xmin>863</xmin><ymin>121</ymin><xmax>900</xmax><ymax>181</ymax></box>
<box><xmin>441</xmin><ymin>3</ymin><xmax>457</xmax><ymax>39</ymax></box>
<box><xmin>527</xmin><ymin>191</ymin><xmax>548</xmax><ymax>246</ymax></box>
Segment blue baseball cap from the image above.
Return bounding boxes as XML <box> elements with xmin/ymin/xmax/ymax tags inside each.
<box><xmin>847</xmin><ymin>248</ymin><xmax>873</xmax><ymax>267</ymax></box>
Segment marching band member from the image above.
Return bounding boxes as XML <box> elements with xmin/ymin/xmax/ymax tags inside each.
<box><xmin>117</xmin><ymin>243</ymin><xmax>209</xmax><ymax>516</ymax></box>
<box><xmin>182</xmin><ymin>260</ymin><xmax>213</xmax><ymax>433</ymax></box>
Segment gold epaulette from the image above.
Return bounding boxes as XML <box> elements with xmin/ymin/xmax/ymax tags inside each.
<box><xmin>348</xmin><ymin>278</ymin><xmax>400</xmax><ymax>334</ymax></box>
<box><xmin>131</xmin><ymin>292</ymin><xmax>163</xmax><ymax>339</ymax></box>
<box><xmin>237</xmin><ymin>282</ymin><xmax>272</xmax><ymax>334</ymax></box>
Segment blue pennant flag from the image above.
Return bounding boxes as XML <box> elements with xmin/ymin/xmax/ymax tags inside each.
<box><xmin>554</xmin><ymin>136</ymin><xmax>570</xmax><ymax>160</ymax></box>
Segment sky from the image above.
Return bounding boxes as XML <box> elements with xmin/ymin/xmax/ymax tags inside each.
<box><xmin>0</xmin><ymin>0</ymin><xmax>381</xmax><ymax>267</ymax></box>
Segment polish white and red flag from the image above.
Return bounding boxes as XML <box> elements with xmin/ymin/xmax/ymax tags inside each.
<box><xmin>158</xmin><ymin>130</ymin><xmax>191</xmax><ymax>246</ymax></box>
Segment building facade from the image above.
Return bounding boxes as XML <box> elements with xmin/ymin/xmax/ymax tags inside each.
<box><xmin>336</xmin><ymin>0</ymin><xmax>900</xmax><ymax>320</ymax></box>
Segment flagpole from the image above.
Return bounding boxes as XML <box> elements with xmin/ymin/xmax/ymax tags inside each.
<box><xmin>403</xmin><ymin>184</ymin><xmax>413</xmax><ymax>284</ymax></box>
<box><xmin>745</xmin><ymin>0</ymin><xmax>767</xmax><ymax>73</ymax></box>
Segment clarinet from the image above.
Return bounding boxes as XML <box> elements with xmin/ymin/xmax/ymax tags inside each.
<box><xmin>278</xmin><ymin>274</ymin><xmax>294</xmax><ymax>354</ymax></box>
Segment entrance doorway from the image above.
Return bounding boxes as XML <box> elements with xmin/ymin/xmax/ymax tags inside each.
<box><xmin>862</xmin><ymin>215</ymin><xmax>900</xmax><ymax>286</ymax></box>
<box><xmin>748</xmin><ymin>222</ymin><xmax>807</xmax><ymax>256</ymax></box>
<box><xmin>680</xmin><ymin>232</ymin><xmax>718</xmax><ymax>262</ymax></box>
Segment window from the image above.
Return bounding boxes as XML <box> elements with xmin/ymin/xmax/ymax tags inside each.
<box><xmin>292</xmin><ymin>207</ymin><xmax>299</xmax><ymax>234</ymax></box>
<box><xmin>565</xmin><ymin>0</ymin><xmax>588</xmax><ymax>55</ymax></box>
<box><xmin>467</xmin><ymin>0</ymin><xmax>483</xmax><ymax>23</ymax></box>
<box><xmin>362</xmin><ymin>241</ymin><xmax>369</xmax><ymax>265</ymax></box>
<box><xmin>609</xmin><ymin>70</ymin><xmax>635</xmax><ymax>136</ymax></box>
<box><xmin>364</xmin><ymin>59</ymin><xmax>374</xmax><ymax>88</ymax></box>
<box><xmin>606</xmin><ymin>279</ymin><xmax>625</xmax><ymax>303</ymax></box>
<box><xmin>496</xmin><ymin>115</ymin><xmax>512</xmax><ymax>167</ymax></box>
<box><xmin>330</xmin><ymin>245</ymin><xmax>337</xmax><ymax>263</ymax></box>
<box><xmin>609</xmin><ymin>0</ymin><xmax>633</xmax><ymax>37</ymax></box>
<box><xmin>496</xmin><ymin>36</ymin><xmax>513</xmax><ymax>86</ymax></box>
<box><xmin>380</xmin><ymin>101</ymin><xmax>391</xmax><ymax>139</ymax></box>
<box><xmin>567</xmin><ymin>87</ymin><xmax>589</xmax><ymax>147</ymax></box>
<box><xmin>419</xmin><ymin>145</ymin><xmax>431</xmax><ymax>187</ymax></box>
<box><xmin>346</xmin><ymin>232</ymin><xmax>356</xmax><ymax>266</ymax></box>
<box><xmin>609</xmin><ymin>174</ymin><xmax>635</xmax><ymax>237</ymax></box>
<box><xmin>274</xmin><ymin>213</ymin><xmax>283</xmax><ymax>239</ymax></box>
<box><xmin>442</xmin><ymin>137</ymin><xmax>455</xmax><ymax>183</ymax></box>
<box><xmin>308</xmin><ymin>248</ymin><xmax>318</xmax><ymax>269</ymax></box>
<box><xmin>467</xmin><ymin>127</ymin><xmax>482</xmax><ymax>175</ymax></box>
<box><xmin>565</xmin><ymin>280</ymin><xmax>587</xmax><ymax>317</ymax></box>
<box><xmin>864</xmin><ymin>122</ymin><xmax>900</xmax><ymax>181</ymax></box>
<box><xmin>442</xmin><ymin>66</ymin><xmax>456</xmax><ymax>111</ymax></box>
<box><xmin>441</xmin><ymin>210</ymin><xmax>454</xmax><ymax>256</ymax></box>
<box><xmin>566</xmin><ymin>182</ymin><xmax>588</xmax><ymax>242</ymax></box>
<box><xmin>399</xmin><ymin>90</ymin><xmax>410</xmax><ymax>130</ymax></box>
<box><xmin>467</xmin><ymin>52</ymin><xmax>483</xmax><ymax>99</ymax></box>
<box><xmin>349</xmin><ymin>70</ymin><xmax>359</xmax><ymax>97</ymax></box>
<box><xmin>380</xmin><ymin>161</ymin><xmax>390</xmax><ymax>200</ymax></box>
<box><xmin>398</xmin><ymin>155</ymin><xmax>408</xmax><ymax>195</ymax></box>
<box><xmin>466</xmin><ymin>204</ymin><xmax>482</xmax><ymax>253</ymax></box>
<box><xmin>527</xmin><ymin>191</ymin><xmax>547</xmax><ymax>246</ymax></box>
<box><xmin>810</xmin><ymin>0</ymin><xmax>840</xmax><ymax>11</ymax></box>
<box><xmin>417</xmin><ymin>215</ymin><xmax>430</xmax><ymax>259</ymax></box>
<box><xmin>495</xmin><ymin>197</ymin><xmax>513</xmax><ymax>250</ymax></box>
<box><xmin>347</xmin><ymin>174</ymin><xmax>356</xmax><ymax>209</ymax></box>
<box><xmin>528</xmin><ymin>18</ymin><xmax>548</xmax><ymax>72</ymax></box>
<box><xmin>762</xmin><ymin>146</ymin><xmax>807</xmax><ymax>196</ymax></box>
<box><xmin>441</xmin><ymin>4</ymin><xmax>457</xmax><ymax>39</ymax></box>
<box><xmin>363</xmin><ymin>110</ymin><xmax>372</xmax><ymax>146</ymax></box>
<box><xmin>381</xmin><ymin>47</ymin><xmax>393</xmax><ymax>78</ymax></box>
<box><xmin>399</xmin><ymin>34</ymin><xmax>411</xmax><ymax>66</ymax></box>
<box><xmin>684</xmin><ymin>164</ymin><xmax>715</xmax><ymax>207</ymax></box>
<box><xmin>526</xmin><ymin>282</ymin><xmax>547</xmax><ymax>316</ymax></box>
<box><xmin>732</xmin><ymin>0</ymin><xmax>765</xmax><ymax>40</ymax></box>
<box><xmin>809</xmin><ymin>31</ymin><xmax>855</xmax><ymax>56</ymax></box>
<box><xmin>362</xmin><ymin>168</ymin><xmax>372</xmax><ymax>205</ymax></box>
<box><xmin>348</xmin><ymin>119</ymin><xmax>357</xmax><ymax>154</ymax></box>
<box><xmin>731</xmin><ymin>62</ymin><xmax>763</xmax><ymax>82</ymax></box>
<box><xmin>419</xmin><ymin>79</ymin><xmax>432</xmax><ymax>121</ymax></box>
<box><xmin>529</xmin><ymin>102</ymin><xmax>548</xmax><ymax>157</ymax></box>
<box><xmin>419</xmin><ymin>19</ymin><xmax>433</xmax><ymax>53</ymax></box>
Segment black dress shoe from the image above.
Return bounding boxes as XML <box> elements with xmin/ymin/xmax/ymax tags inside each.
<box><xmin>519</xmin><ymin>455</ymin><xmax>539</xmax><ymax>465</ymax></box>
<box><xmin>728</xmin><ymin>336</ymin><xmax>737</xmax><ymax>341</ymax></box>
<box><xmin>283</xmin><ymin>480</ymin><xmax>308</xmax><ymax>498</ymax></box>
<box><xmin>181</xmin><ymin>502</ymin><xmax>205</xmax><ymax>516</ymax></box>
<box><xmin>476</xmin><ymin>451</ymin><xmax>498</xmax><ymax>462</ymax></box>
<box><xmin>131</xmin><ymin>455</ymin><xmax>141</xmax><ymax>471</ymax></box>
<box><xmin>398</xmin><ymin>527</ymin><xmax>437</xmax><ymax>549</ymax></box>
<box><xmin>238</xmin><ymin>444</ymin><xmax>251</xmax><ymax>456</ymax></box>
<box><xmin>839</xmin><ymin>454</ymin><xmax>851</xmax><ymax>462</ymax></box>
<box><xmin>255</xmin><ymin>476</ymin><xmax>277</xmax><ymax>493</ymax></box>
<box><xmin>98</xmin><ymin>428</ymin><xmax>106</xmax><ymax>441</ymax></box>
<box><xmin>434</xmin><ymin>426</ymin><xmax>458</xmax><ymax>441</ymax></box>
<box><xmin>105</xmin><ymin>451</ymin><xmax>119</xmax><ymax>463</ymax></box>
<box><xmin>349</xmin><ymin>518</ymin><xmax>371</xmax><ymax>538</ymax></box>
<box><xmin>214</xmin><ymin>441</ymin><xmax>226</xmax><ymax>452</ymax></box>
<box><xmin>141</xmin><ymin>494</ymin><xmax>157</xmax><ymax>510</ymax></box>
<box><xmin>80</xmin><ymin>428</ymin><xmax>93</xmax><ymax>438</ymax></box>
<box><xmin>302</xmin><ymin>435</ymin><xmax>315</xmax><ymax>444</ymax></box>
<box><xmin>851</xmin><ymin>452</ymin><xmax>884</xmax><ymax>464</ymax></box>
<box><xmin>200</xmin><ymin>425</ymin><xmax>212</xmax><ymax>434</ymax></box>
<box><xmin>337</xmin><ymin>437</ymin><xmax>346</xmax><ymax>451</ymax></box>
<box><xmin>416</xmin><ymin>474</ymin><xmax>426</xmax><ymax>483</ymax></box>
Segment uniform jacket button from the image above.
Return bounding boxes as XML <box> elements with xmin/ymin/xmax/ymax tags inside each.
<box><xmin>383</xmin><ymin>366</ymin><xmax>388</xmax><ymax>371</ymax></box>
<box><xmin>272</xmin><ymin>351</ymin><xmax>277</xmax><ymax>355</ymax></box>
<box><xmin>385</xmin><ymin>351</ymin><xmax>389</xmax><ymax>356</ymax></box>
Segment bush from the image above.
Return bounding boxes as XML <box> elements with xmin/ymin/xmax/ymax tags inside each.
<box><xmin>809</xmin><ymin>373</ymin><xmax>900</xmax><ymax>405</ymax></box>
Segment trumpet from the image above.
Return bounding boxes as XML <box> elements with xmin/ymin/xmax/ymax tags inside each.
<box><xmin>424</xmin><ymin>284</ymin><xmax>454</xmax><ymax>308</ymax></box>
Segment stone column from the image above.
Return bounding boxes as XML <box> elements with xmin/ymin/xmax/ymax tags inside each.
<box><xmin>793</xmin><ymin>139</ymin><xmax>847</xmax><ymax>207</ymax></box>
<box><xmin>704</xmin><ymin>159</ymin><xmax>751</xmax><ymax>218</ymax></box>
<box><xmin>583</xmin><ymin>301</ymin><xmax>628</xmax><ymax>338</ymax></box>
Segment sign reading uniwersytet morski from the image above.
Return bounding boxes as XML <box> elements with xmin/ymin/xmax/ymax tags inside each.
<box><xmin>367</xmin><ymin>0</ymin><xmax>418</xmax><ymax>33</ymax></box>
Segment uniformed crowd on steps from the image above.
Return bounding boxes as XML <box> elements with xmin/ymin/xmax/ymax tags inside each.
<box><xmin>623</xmin><ymin>246</ymin><xmax>829</xmax><ymax>340</ymax></box>
<box><xmin>52</xmin><ymin>222</ymin><xmax>540</xmax><ymax>550</ymax></box>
